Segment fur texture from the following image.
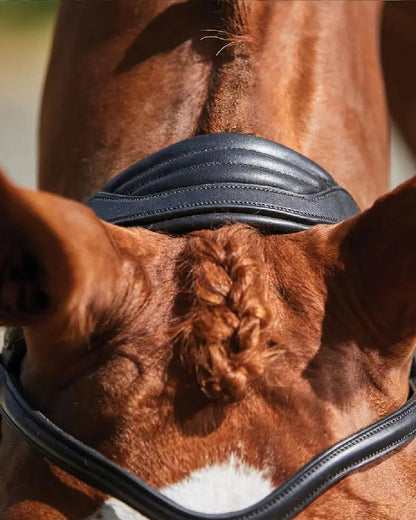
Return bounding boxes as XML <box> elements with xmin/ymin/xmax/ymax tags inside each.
<box><xmin>1</xmin><ymin>2</ymin><xmax>416</xmax><ymax>520</ymax></box>
<box><xmin>85</xmin><ymin>454</ymin><xmax>274</xmax><ymax>519</ymax></box>
<box><xmin>174</xmin><ymin>226</ymin><xmax>282</xmax><ymax>401</ymax></box>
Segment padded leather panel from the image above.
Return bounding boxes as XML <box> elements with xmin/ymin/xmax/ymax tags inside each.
<box><xmin>87</xmin><ymin>133</ymin><xmax>360</xmax><ymax>233</ymax></box>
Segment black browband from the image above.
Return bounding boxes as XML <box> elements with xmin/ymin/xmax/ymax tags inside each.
<box><xmin>86</xmin><ymin>133</ymin><xmax>359</xmax><ymax>233</ymax></box>
<box><xmin>1</xmin><ymin>133</ymin><xmax>415</xmax><ymax>520</ymax></box>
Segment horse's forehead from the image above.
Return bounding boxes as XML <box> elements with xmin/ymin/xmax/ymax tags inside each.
<box><xmin>85</xmin><ymin>455</ymin><xmax>274</xmax><ymax>520</ymax></box>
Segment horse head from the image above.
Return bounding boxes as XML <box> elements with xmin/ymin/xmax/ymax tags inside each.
<box><xmin>1</xmin><ymin>1</ymin><xmax>415</xmax><ymax>519</ymax></box>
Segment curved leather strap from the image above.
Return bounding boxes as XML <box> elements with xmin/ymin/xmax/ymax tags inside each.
<box><xmin>87</xmin><ymin>133</ymin><xmax>360</xmax><ymax>234</ymax></box>
<box><xmin>1</xmin><ymin>348</ymin><xmax>415</xmax><ymax>520</ymax></box>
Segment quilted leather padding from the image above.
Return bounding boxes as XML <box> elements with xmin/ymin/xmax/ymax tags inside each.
<box><xmin>87</xmin><ymin>133</ymin><xmax>360</xmax><ymax>234</ymax></box>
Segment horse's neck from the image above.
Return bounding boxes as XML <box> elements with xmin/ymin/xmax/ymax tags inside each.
<box><xmin>40</xmin><ymin>0</ymin><xmax>387</xmax><ymax>208</ymax></box>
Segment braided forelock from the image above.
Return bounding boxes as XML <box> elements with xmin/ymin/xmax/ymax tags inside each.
<box><xmin>174</xmin><ymin>224</ymin><xmax>282</xmax><ymax>402</ymax></box>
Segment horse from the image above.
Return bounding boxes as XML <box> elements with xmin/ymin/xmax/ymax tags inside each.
<box><xmin>1</xmin><ymin>1</ymin><xmax>416</xmax><ymax>519</ymax></box>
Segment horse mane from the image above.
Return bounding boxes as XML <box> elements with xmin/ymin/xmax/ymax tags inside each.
<box><xmin>174</xmin><ymin>225</ymin><xmax>281</xmax><ymax>402</ymax></box>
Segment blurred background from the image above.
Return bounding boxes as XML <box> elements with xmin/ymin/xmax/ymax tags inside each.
<box><xmin>1</xmin><ymin>1</ymin><xmax>415</xmax><ymax>190</ymax></box>
<box><xmin>0</xmin><ymin>1</ymin><xmax>56</xmax><ymax>189</ymax></box>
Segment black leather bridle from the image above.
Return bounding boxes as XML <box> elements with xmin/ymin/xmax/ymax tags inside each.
<box><xmin>1</xmin><ymin>133</ymin><xmax>415</xmax><ymax>520</ymax></box>
<box><xmin>86</xmin><ymin>133</ymin><xmax>359</xmax><ymax>233</ymax></box>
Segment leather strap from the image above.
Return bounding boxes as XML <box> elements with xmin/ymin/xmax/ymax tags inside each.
<box><xmin>0</xmin><ymin>335</ymin><xmax>415</xmax><ymax>520</ymax></box>
<box><xmin>87</xmin><ymin>133</ymin><xmax>360</xmax><ymax>233</ymax></box>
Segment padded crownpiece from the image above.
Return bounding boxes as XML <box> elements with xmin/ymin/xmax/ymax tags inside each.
<box><xmin>87</xmin><ymin>133</ymin><xmax>360</xmax><ymax>234</ymax></box>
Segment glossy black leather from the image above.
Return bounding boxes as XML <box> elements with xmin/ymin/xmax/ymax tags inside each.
<box><xmin>0</xmin><ymin>330</ymin><xmax>415</xmax><ymax>520</ymax></box>
<box><xmin>87</xmin><ymin>133</ymin><xmax>360</xmax><ymax>233</ymax></box>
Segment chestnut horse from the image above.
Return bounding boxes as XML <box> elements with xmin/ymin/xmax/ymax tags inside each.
<box><xmin>1</xmin><ymin>1</ymin><xmax>416</xmax><ymax>519</ymax></box>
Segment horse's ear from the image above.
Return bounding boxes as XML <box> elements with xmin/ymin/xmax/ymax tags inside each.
<box><xmin>326</xmin><ymin>176</ymin><xmax>416</xmax><ymax>365</ymax></box>
<box><xmin>0</xmin><ymin>169</ymin><xmax>123</xmax><ymax>333</ymax></box>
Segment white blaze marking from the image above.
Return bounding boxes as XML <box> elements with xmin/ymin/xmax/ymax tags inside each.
<box><xmin>85</xmin><ymin>454</ymin><xmax>274</xmax><ymax>519</ymax></box>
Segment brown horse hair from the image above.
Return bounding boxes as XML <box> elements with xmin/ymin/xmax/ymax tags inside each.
<box><xmin>174</xmin><ymin>225</ymin><xmax>282</xmax><ymax>402</ymax></box>
<box><xmin>202</xmin><ymin>0</ymin><xmax>253</xmax><ymax>58</ymax></box>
